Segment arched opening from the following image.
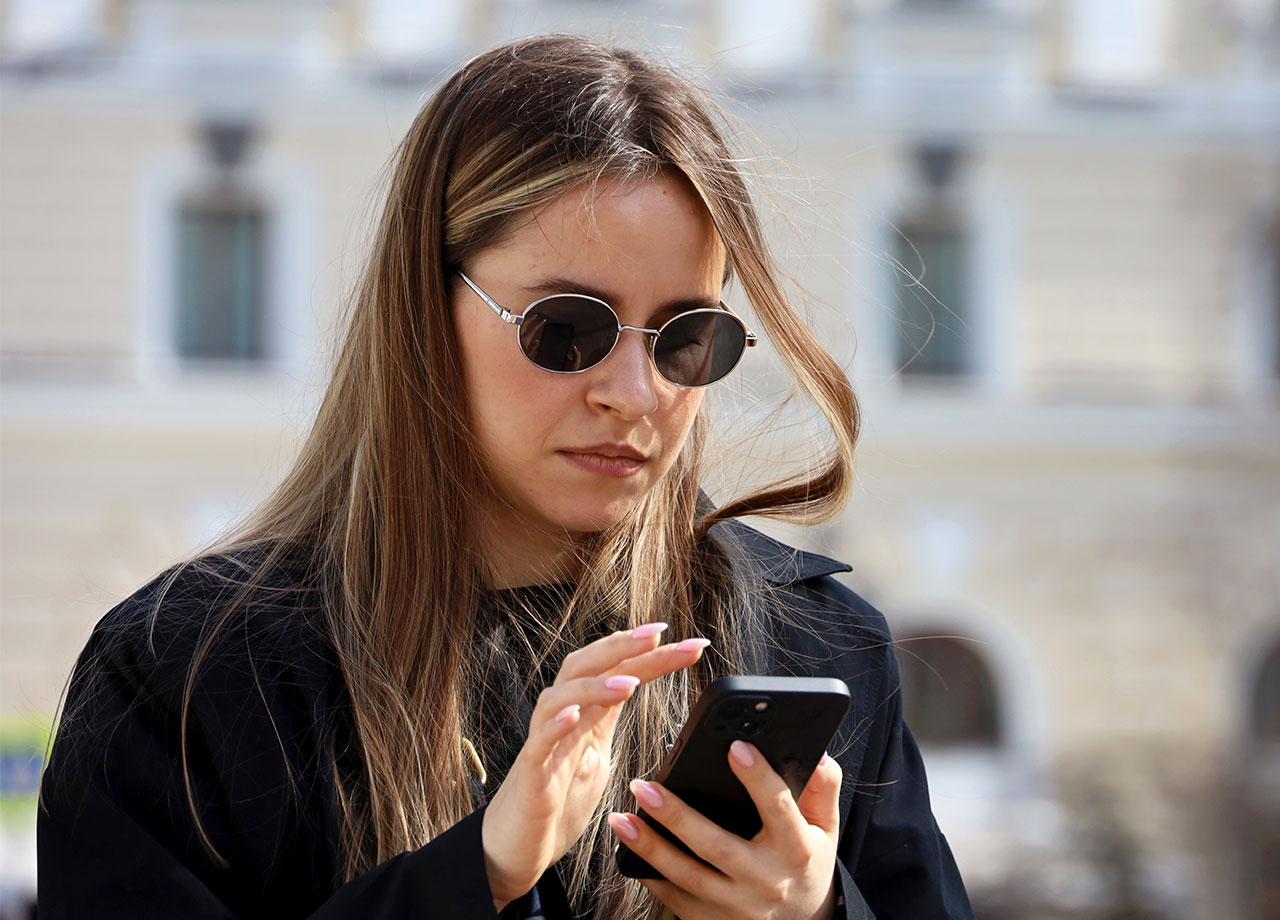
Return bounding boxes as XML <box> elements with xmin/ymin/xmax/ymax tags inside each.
<box><xmin>898</xmin><ymin>633</ymin><xmax>1001</xmax><ymax>748</ymax></box>
<box><xmin>1242</xmin><ymin>634</ymin><xmax>1280</xmax><ymax>918</ymax></box>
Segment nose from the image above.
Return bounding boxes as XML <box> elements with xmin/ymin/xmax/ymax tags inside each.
<box><xmin>586</xmin><ymin>328</ymin><xmax>660</xmax><ymax>419</ymax></box>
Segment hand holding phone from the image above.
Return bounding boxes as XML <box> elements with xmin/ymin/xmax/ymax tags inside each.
<box><xmin>615</xmin><ymin>675</ymin><xmax>850</xmax><ymax>880</ymax></box>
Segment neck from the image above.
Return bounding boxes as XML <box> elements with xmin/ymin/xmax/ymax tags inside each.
<box><xmin>478</xmin><ymin>511</ymin><xmax>584</xmax><ymax>590</ymax></box>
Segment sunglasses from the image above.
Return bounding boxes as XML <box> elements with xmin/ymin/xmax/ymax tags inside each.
<box><xmin>457</xmin><ymin>272</ymin><xmax>757</xmax><ymax>388</ymax></box>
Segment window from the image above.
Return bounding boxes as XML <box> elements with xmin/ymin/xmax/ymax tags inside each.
<box><xmin>717</xmin><ymin>0</ymin><xmax>822</xmax><ymax>75</ymax></box>
<box><xmin>4</xmin><ymin>0</ymin><xmax>101</xmax><ymax>62</ymax></box>
<box><xmin>1270</xmin><ymin>214</ymin><xmax>1280</xmax><ymax>380</ymax></box>
<box><xmin>1236</xmin><ymin>208</ymin><xmax>1280</xmax><ymax>396</ymax></box>
<box><xmin>1244</xmin><ymin>635</ymin><xmax>1280</xmax><ymax>918</ymax></box>
<box><xmin>363</xmin><ymin>0</ymin><xmax>465</xmax><ymax>65</ymax></box>
<box><xmin>898</xmin><ymin>634</ymin><xmax>1000</xmax><ymax>746</ymax></box>
<box><xmin>1251</xmin><ymin>637</ymin><xmax>1280</xmax><ymax>744</ymax></box>
<box><xmin>174</xmin><ymin>193</ymin><xmax>269</xmax><ymax>363</ymax></box>
<box><xmin>889</xmin><ymin>212</ymin><xmax>971</xmax><ymax>378</ymax></box>
<box><xmin>1063</xmin><ymin>0</ymin><xmax>1168</xmax><ymax>88</ymax></box>
<box><xmin>139</xmin><ymin>116</ymin><xmax>312</xmax><ymax>379</ymax></box>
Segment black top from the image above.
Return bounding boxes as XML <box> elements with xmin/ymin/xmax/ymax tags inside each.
<box><xmin>38</xmin><ymin>523</ymin><xmax>975</xmax><ymax>920</ymax></box>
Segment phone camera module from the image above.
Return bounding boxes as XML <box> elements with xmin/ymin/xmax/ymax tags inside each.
<box><xmin>713</xmin><ymin>697</ymin><xmax>773</xmax><ymax>739</ymax></box>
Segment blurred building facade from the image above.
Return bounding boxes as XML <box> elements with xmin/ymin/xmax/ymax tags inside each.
<box><xmin>2</xmin><ymin>0</ymin><xmax>1278</xmax><ymax>917</ymax></box>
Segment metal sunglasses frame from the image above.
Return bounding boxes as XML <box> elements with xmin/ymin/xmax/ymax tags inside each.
<box><xmin>456</xmin><ymin>271</ymin><xmax>757</xmax><ymax>388</ymax></box>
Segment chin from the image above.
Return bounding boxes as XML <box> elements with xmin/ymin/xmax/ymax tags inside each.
<box><xmin>549</xmin><ymin>495</ymin><xmax>641</xmax><ymax>536</ymax></box>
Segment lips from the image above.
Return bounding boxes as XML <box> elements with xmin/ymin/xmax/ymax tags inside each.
<box><xmin>557</xmin><ymin>443</ymin><xmax>650</xmax><ymax>478</ymax></box>
<box><xmin>562</xmin><ymin>443</ymin><xmax>649</xmax><ymax>461</ymax></box>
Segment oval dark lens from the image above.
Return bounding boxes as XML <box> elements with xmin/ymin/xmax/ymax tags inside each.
<box><xmin>653</xmin><ymin>311</ymin><xmax>747</xmax><ymax>386</ymax></box>
<box><xmin>518</xmin><ymin>296</ymin><xmax>617</xmax><ymax>372</ymax></box>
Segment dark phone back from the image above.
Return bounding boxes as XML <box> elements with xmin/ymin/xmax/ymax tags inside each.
<box><xmin>615</xmin><ymin>675</ymin><xmax>850</xmax><ymax>880</ymax></box>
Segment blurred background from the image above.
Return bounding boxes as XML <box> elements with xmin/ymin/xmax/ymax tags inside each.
<box><xmin>1</xmin><ymin>0</ymin><xmax>1278</xmax><ymax>917</ymax></box>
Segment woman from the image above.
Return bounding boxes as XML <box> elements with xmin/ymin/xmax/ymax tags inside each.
<box><xmin>39</xmin><ymin>34</ymin><xmax>974</xmax><ymax>920</ymax></box>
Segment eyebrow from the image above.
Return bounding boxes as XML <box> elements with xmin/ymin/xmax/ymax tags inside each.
<box><xmin>522</xmin><ymin>277</ymin><xmax>722</xmax><ymax>317</ymax></box>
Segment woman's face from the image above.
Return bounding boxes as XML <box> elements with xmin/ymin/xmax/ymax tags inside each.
<box><xmin>452</xmin><ymin>173</ymin><xmax>725</xmax><ymax>558</ymax></box>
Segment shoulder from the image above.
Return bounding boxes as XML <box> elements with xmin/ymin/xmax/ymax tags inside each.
<box><xmin>709</xmin><ymin>521</ymin><xmax>904</xmax><ymax>789</ymax></box>
<box><xmin>43</xmin><ymin>545</ymin><xmax>346</xmax><ymax>910</ymax></box>
<box><xmin>104</xmin><ymin>542</ymin><xmax>322</xmax><ymax>639</ymax></box>
<box><xmin>71</xmin><ymin>544</ymin><xmax>331</xmax><ymax>719</ymax></box>
<box><xmin>50</xmin><ymin>543</ymin><xmax>338</xmax><ymax>796</ymax></box>
<box><xmin>709</xmin><ymin>519</ymin><xmax>893</xmax><ymax>647</ymax></box>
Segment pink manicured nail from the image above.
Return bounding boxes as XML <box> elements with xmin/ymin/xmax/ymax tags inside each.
<box><xmin>630</xmin><ymin>622</ymin><xmax>669</xmax><ymax>639</ymax></box>
<box><xmin>605</xmin><ymin>675</ymin><xmax>641</xmax><ymax>691</ymax></box>
<box><xmin>630</xmin><ymin>779</ymin><xmax>664</xmax><ymax>810</ymax></box>
<box><xmin>674</xmin><ymin>637</ymin><xmax>711</xmax><ymax>653</ymax></box>
<box><xmin>730</xmin><ymin>740</ymin><xmax>756</xmax><ymax>767</ymax></box>
<box><xmin>554</xmin><ymin>704</ymin><xmax>580</xmax><ymax>723</ymax></box>
<box><xmin>608</xmin><ymin>813</ymin><xmax>639</xmax><ymax>842</ymax></box>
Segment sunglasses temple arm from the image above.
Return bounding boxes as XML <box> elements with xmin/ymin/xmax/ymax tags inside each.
<box><xmin>458</xmin><ymin>272</ymin><xmax>520</xmax><ymax>325</ymax></box>
<box><xmin>719</xmin><ymin>303</ymin><xmax>757</xmax><ymax>346</ymax></box>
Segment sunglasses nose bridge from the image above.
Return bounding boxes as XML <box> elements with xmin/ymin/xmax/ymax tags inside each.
<box><xmin>616</xmin><ymin>324</ymin><xmax>661</xmax><ymax>348</ymax></box>
<box><xmin>615</xmin><ymin>325</ymin><xmax>665</xmax><ymax>375</ymax></box>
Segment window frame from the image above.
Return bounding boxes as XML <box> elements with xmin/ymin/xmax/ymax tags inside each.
<box><xmin>848</xmin><ymin>153</ymin><xmax>1017</xmax><ymax>401</ymax></box>
<box><xmin>135</xmin><ymin>147</ymin><xmax>316</xmax><ymax>387</ymax></box>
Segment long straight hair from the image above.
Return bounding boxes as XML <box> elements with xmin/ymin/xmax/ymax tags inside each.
<box><xmin>176</xmin><ymin>34</ymin><xmax>859</xmax><ymax>919</ymax></box>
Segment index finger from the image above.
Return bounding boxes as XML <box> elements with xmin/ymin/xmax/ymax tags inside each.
<box><xmin>604</xmin><ymin>637</ymin><xmax>713</xmax><ymax>685</ymax></box>
<box><xmin>556</xmin><ymin>623</ymin><xmax>707</xmax><ymax>683</ymax></box>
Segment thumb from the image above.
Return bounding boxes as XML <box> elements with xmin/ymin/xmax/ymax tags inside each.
<box><xmin>795</xmin><ymin>752</ymin><xmax>842</xmax><ymax>838</ymax></box>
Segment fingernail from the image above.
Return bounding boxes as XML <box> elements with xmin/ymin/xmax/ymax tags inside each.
<box><xmin>608</xmin><ymin>812</ymin><xmax>639</xmax><ymax>842</ymax></box>
<box><xmin>605</xmin><ymin>675</ymin><xmax>641</xmax><ymax>691</ymax></box>
<box><xmin>820</xmin><ymin>752</ymin><xmax>832</xmax><ymax>766</ymax></box>
<box><xmin>730</xmin><ymin>740</ymin><xmax>755</xmax><ymax>767</ymax></box>
<box><xmin>630</xmin><ymin>622</ymin><xmax>669</xmax><ymax>639</ymax></box>
<box><xmin>630</xmin><ymin>779</ymin><xmax>664</xmax><ymax>810</ymax></box>
<box><xmin>554</xmin><ymin>704</ymin><xmax>580</xmax><ymax>723</ymax></box>
<box><xmin>675</xmin><ymin>637</ymin><xmax>711</xmax><ymax>653</ymax></box>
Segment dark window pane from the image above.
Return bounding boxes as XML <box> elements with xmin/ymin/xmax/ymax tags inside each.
<box><xmin>1271</xmin><ymin>215</ymin><xmax>1279</xmax><ymax>379</ymax></box>
<box><xmin>1252</xmin><ymin>639</ymin><xmax>1280</xmax><ymax>742</ymax></box>
<box><xmin>890</xmin><ymin>219</ymin><xmax>969</xmax><ymax>377</ymax></box>
<box><xmin>175</xmin><ymin>200</ymin><xmax>267</xmax><ymax>362</ymax></box>
<box><xmin>898</xmin><ymin>635</ymin><xmax>1000</xmax><ymax>747</ymax></box>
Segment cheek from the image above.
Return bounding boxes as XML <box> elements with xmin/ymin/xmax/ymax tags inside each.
<box><xmin>454</xmin><ymin>303</ymin><xmax>538</xmax><ymax>427</ymax></box>
<box><xmin>466</xmin><ymin>351</ymin><xmax>583</xmax><ymax>483</ymax></box>
<box><xmin>471</xmin><ymin>360</ymin><xmax>557</xmax><ymax>454</ymax></box>
<box><xmin>661</xmin><ymin>390</ymin><xmax>704</xmax><ymax>452</ymax></box>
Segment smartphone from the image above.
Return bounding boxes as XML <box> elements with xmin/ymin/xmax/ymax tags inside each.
<box><xmin>615</xmin><ymin>675</ymin><xmax>850</xmax><ymax>880</ymax></box>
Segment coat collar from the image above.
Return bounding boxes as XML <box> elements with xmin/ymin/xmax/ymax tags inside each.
<box><xmin>709</xmin><ymin>519</ymin><xmax>851</xmax><ymax>586</ymax></box>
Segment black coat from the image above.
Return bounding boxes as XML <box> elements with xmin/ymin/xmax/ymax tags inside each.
<box><xmin>38</xmin><ymin>525</ymin><xmax>974</xmax><ymax>919</ymax></box>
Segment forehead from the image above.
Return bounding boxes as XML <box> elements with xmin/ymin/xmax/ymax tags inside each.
<box><xmin>493</xmin><ymin>172</ymin><xmax>726</xmax><ymax>285</ymax></box>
